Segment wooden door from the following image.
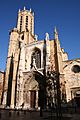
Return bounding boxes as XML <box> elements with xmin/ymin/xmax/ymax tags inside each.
<box><xmin>30</xmin><ymin>90</ymin><xmax>36</xmax><ymax>108</ymax></box>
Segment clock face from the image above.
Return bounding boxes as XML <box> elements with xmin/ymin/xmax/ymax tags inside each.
<box><xmin>72</xmin><ymin>65</ymin><xmax>80</xmax><ymax>73</ymax></box>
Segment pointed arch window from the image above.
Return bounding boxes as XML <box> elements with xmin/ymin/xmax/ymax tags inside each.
<box><xmin>26</xmin><ymin>16</ymin><xmax>28</xmax><ymax>31</ymax></box>
<box><xmin>20</xmin><ymin>16</ymin><xmax>22</xmax><ymax>32</ymax></box>
<box><xmin>31</xmin><ymin>48</ymin><xmax>41</xmax><ymax>69</ymax></box>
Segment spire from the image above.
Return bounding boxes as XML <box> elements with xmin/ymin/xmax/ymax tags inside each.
<box><xmin>54</xmin><ymin>26</ymin><xmax>57</xmax><ymax>33</ymax></box>
<box><xmin>24</xmin><ymin>6</ymin><xmax>26</xmax><ymax>10</ymax></box>
<box><xmin>45</xmin><ymin>32</ymin><xmax>49</xmax><ymax>40</ymax></box>
<box><xmin>54</xmin><ymin>26</ymin><xmax>59</xmax><ymax>40</ymax></box>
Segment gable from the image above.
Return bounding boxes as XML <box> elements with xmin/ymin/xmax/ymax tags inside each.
<box><xmin>63</xmin><ymin>59</ymin><xmax>80</xmax><ymax>74</ymax></box>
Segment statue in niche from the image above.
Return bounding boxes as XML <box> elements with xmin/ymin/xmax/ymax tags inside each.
<box><xmin>33</xmin><ymin>58</ymin><xmax>37</xmax><ymax>69</ymax></box>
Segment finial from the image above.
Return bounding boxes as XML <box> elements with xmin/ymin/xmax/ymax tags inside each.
<box><xmin>32</xmin><ymin>12</ymin><xmax>34</xmax><ymax>16</ymax></box>
<box><xmin>24</xmin><ymin>6</ymin><xmax>26</xmax><ymax>10</ymax></box>
<box><xmin>35</xmin><ymin>34</ymin><xmax>38</xmax><ymax>41</ymax></box>
<box><xmin>54</xmin><ymin>26</ymin><xmax>58</xmax><ymax>40</ymax></box>
<box><xmin>30</xmin><ymin>8</ymin><xmax>32</xmax><ymax>12</ymax></box>
<box><xmin>54</xmin><ymin>26</ymin><xmax>57</xmax><ymax>33</ymax></box>
<box><xmin>18</xmin><ymin>9</ymin><xmax>20</xmax><ymax>12</ymax></box>
<box><xmin>45</xmin><ymin>33</ymin><xmax>49</xmax><ymax>40</ymax></box>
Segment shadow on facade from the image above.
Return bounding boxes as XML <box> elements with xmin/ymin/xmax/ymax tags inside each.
<box><xmin>6</xmin><ymin>55</ymin><xmax>13</xmax><ymax>107</ymax></box>
<box><xmin>33</xmin><ymin>71</ymin><xmax>46</xmax><ymax>109</ymax></box>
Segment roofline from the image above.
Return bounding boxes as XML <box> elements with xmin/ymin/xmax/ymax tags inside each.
<box><xmin>0</xmin><ymin>71</ymin><xmax>5</xmax><ymax>73</ymax></box>
<box><xmin>63</xmin><ymin>58</ymin><xmax>80</xmax><ymax>62</ymax></box>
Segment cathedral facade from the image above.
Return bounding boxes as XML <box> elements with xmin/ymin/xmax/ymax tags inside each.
<box><xmin>1</xmin><ymin>7</ymin><xmax>80</xmax><ymax>109</ymax></box>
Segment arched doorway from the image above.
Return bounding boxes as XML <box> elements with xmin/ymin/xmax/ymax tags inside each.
<box><xmin>23</xmin><ymin>71</ymin><xmax>45</xmax><ymax>109</ymax></box>
<box><xmin>71</xmin><ymin>87</ymin><xmax>80</xmax><ymax>107</ymax></box>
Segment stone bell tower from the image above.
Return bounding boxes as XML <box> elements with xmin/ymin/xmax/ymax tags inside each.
<box><xmin>17</xmin><ymin>7</ymin><xmax>35</xmax><ymax>44</ymax></box>
<box><xmin>17</xmin><ymin>7</ymin><xmax>34</xmax><ymax>35</ymax></box>
<box><xmin>2</xmin><ymin>7</ymin><xmax>35</xmax><ymax>108</ymax></box>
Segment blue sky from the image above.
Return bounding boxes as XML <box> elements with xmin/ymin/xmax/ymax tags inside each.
<box><xmin>0</xmin><ymin>0</ymin><xmax>80</xmax><ymax>71</ymax></box>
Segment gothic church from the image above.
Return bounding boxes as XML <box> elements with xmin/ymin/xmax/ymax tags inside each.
<box><xmin>1</xmin><ymin>7</ymin><xmax>80</xmax><ymax>109</ymax></box>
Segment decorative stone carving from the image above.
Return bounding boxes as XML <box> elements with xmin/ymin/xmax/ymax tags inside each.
<box><xmin>45</xmin><ymin>33</ymin><xmax>49</xmax><ymax>40</ymax></box>
<box><xmin>35</xmin><ymin>34</ymin><xmax>38</xmax><ymax>41</ymax></box>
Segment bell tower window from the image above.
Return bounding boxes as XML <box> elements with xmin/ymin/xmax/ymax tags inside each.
<box><xmin>26</xmin><ymin>16</ymin><xmax>28</xmax><ymax>31</ymax></box>
<box><xmin>20</xmin><ymin>16</ymin><xmax>22</xmax><ymax>32</ymax></box>
<box><xmin>30</xmin><ymin>18</ymin><xmax>32</xmax><ymax>33</ymax></box>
